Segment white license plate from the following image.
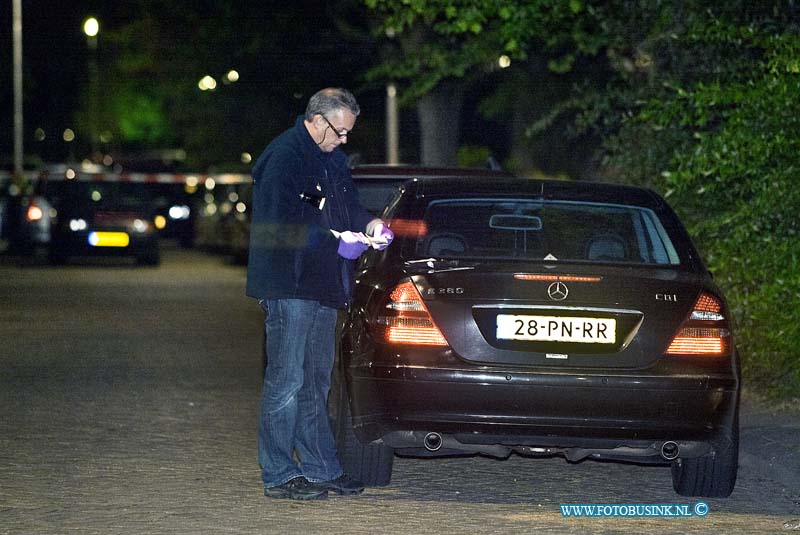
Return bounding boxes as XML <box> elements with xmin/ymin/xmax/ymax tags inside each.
<box><xmin>496</xmin><ymin>314</ymin><xmax>616</xmax><ymax>344</ymax></box>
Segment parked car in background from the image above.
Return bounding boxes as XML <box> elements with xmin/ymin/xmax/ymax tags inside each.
<box><xmin>193</xmin><ymin>175</ymin><xmax>252</xmax><ymax>262</ymax></box>
<box><xmin>10</xmin><ymin>164</ymin><xmax>161</xmax><ymax>265</ymax></box>
<box><xmin>150</xmin><ymin>183</ymin><xmax>197</xmax><ymax>248</ymax></box>
<box><xmin>44</xmin><ymin>179</ymin><xmax>160</xmax><ymax>265</ymax></box>
<box><xmin>331</xmin><ymin>175</ymin><xmax>740</xmax><ymax>498</ymax></box>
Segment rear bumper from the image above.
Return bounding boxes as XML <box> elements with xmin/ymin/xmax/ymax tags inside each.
<box><xmin>348</xmin><ymin>363</ymin><xmax>738</xmax><ymax>447</ymax></box>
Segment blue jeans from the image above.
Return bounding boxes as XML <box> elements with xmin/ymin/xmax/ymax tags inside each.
<box><xmin>258</xmin><ymin>299</ymin><xmax>344</xmax><ymax>488</ymax></box>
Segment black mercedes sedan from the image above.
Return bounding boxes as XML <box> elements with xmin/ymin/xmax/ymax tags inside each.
<box><xmin>330</xmin><ymin>175</ymin><xmax>740</xmax><ymax>498</ymax></box>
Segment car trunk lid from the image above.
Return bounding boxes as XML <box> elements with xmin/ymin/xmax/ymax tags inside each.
<box><xmin>406</xmin><ymin>261</ymin><xmax>705</xmax><ymax>369</ymax></box>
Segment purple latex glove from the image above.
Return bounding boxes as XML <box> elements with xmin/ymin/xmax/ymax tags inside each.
<box><xmin>337</xmin><ymin>231</ymin><xmax>370</xmax><ymax>260</ymax></box>
<box><xmin>371</xmin><ymin>223</ymin><xmax>394</xmax><ymax>251</ymax></box>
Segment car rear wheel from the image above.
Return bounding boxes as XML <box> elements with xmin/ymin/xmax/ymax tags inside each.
<box><xmin>329</xmin><ymin>356</ymin><xmax>394</xmax><ymax>487</ymax></box>
<box><xmin>48</xmin><ymin>248</ymin><xmax>68</xmax><ymax>265</ymax></box>
<box><xmin>671</xmin><ymin>421</ymin><xmax>739</xmax><ymax>498</ymax></box>
<box><xmin>136</xmin><ymin>247</ymin><xmax>160</xmax><ymax>266</ymax></box>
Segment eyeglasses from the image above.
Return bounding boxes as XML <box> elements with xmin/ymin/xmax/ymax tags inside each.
<box><xmin>322</xmin><ymin>115</ymin><xmax>351</xmax><ymax>139</ymax></box>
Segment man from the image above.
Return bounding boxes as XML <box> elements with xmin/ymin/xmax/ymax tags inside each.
<box><xmin>246</xmin><ymin>88</ymin><xmax>394</xmax><ymax>500</ymax></box>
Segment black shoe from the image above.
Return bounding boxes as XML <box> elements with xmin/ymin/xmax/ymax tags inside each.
<box><xmin>264</xmin><ymin>477</ymin><xmax>328</xmax><ymax>500</ymax></box>
<box><xmin>321</xmin><ymin>474</ymin><xmax>365</xmax><ymax>495</ymax></box>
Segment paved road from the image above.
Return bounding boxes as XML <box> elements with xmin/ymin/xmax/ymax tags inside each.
<box><xmin>1</xmin><ymin>248</ymin><xmax>798</xmax><ymax>534</ymax></box>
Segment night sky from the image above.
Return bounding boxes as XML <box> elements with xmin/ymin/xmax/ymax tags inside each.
<box><xmin>3</xmin><ymin>3</ymin><xmax>74</xmax><ymax>159</ymax></box>
<box><xmin>1</xmin><ymin>1</ymin><xmax>509</xmax><ymax>170</ymax></box>
<box><xmin>2</xmin><ymin>1</ymin><xmax>378</xmax><ymax>165</ymax></box>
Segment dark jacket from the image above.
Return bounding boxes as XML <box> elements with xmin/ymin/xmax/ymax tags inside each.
<box><xmin>246</xmin><ymin>116</ymin><xmax>374</xmax><ymax>308</ymax></box>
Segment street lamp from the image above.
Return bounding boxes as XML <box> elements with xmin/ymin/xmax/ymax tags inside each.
<box><xmin>83</xmin><ymin>17</ymin><xmax>99</xmax><ymax>38</ymax></box>
<box><xmin>83</xmin><ymin>17</ymin><xmax>100</xmax><ymax>156</ymax></box>
<box><xmin>198</xmin><ymin>75</ymin><xmax>217</xmax><ymax>91</ymax></box>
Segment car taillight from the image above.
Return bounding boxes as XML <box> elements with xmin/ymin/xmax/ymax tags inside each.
<box><xmin>376</xmin><ymin>280</ymin><xmax>448</xmax><ymax>346</ymax></box>
<box><xmin>26</xmin><ymin>205</ymin><xmax>44</xmax><ymax>222</ymax></box>
<box><xmin>665</xmin><ymin>292</ymin><xmax>730</xmax><ymax>356</ymax></box>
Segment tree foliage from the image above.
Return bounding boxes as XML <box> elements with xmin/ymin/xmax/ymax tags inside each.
<box><xmin>365</xmin><ymin>0</ymin><xmax>800</xmax><ymax>398</ymax></box>
<box><xmin>363</xmin><ymin>0</ymin><xmax>602</xmax><ymax>100</ymax></box>
<box><xmin>621</xmin><ymin>8</ymin><xmax>800</xmax><ymax>398</ymax></box>
<box><xmin>73</xmin><ymin>0</ymin><xmax>382</xmax><ymax>169</ymax></box>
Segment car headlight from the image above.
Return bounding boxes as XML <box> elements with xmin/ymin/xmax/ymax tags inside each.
<box><xmin>168</xmin><ymin>205</ymin><xmax>191</xmax><ymax>220</ymax></box>
<box><xmin>131</xmin><ymin>219</ymin><xmax>152</xmax><ymax>233</ymax></box>
<box><xmin>69</xmin><ymin>219</ymin><xmax>87</xmax><ymax>231</ymax></box>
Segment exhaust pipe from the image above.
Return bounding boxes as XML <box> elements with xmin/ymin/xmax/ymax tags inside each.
<box><xmin>382</xmin><ymin>431</ymin><xmax>514</xmax><ymax>458</ymax></box>
<box><xmin>423</xmin><ymin>432</ymin><xmax>443</xmax><ymax>452</ymax></box>
<box><xmin>661</xmin><ymin>441</ymin><xmax>680</xmax><ymax>461</ymax></box>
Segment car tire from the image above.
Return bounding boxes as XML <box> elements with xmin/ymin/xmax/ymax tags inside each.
<box><xmin>329</xmin><ymin>356</ymin><xmax>394</xmax><ymax>487</ymax></box>
<box><xmin>671</xmin><ymin>420</ymin><xmax>739</xmax><ymax>498</ymax></box>
<box><xmin>48</xmin><ymin>249</ymin><xmax>67</xmax><ymax>265</ymax></box>
<box><xmin>136</xmin><ymin>248</ymin><xmax>160</xmax><ymax>266</ymax></box>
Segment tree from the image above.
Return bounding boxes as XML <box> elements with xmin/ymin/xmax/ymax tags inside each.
<box><xmin>610</xmin><ymin>7</ymin><xmax>800</xmax><ymax>397</ymax></box>
<box><xmin>363</xmin><ymin>0</ymin><xmax>617</xmax><ymax>167</ymax></box>
<box><xmin>73</xmin><ymin>0</ymin><xmax>385</xmax><ymax>169</ymax></box>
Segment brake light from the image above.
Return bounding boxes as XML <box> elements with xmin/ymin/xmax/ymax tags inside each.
<box><xmin>376</xmin><ymin>280</ymin><xmax>448</xmax><ymax>346</ymax></box>
<box><xmin>388</xmin><ymin>219</ymin><xmax>427</xmax><ymax>238</ymax></box>
<box><xmin>666</xmin><ymin>293</ymin><xmax>730</xmax><ymax>356</ymax></box>
<box><xmin>514</xmin><ymin>273</ymin><xmax>603</xmax><ymax>282</ymax></box>
<box><xmin>690</xmin><ymin>294</ymin><xmax>724</xmax><ymax>320</ymax></box>
<box><xmin>26</xmin><ymin>205</ymin><xmax>44</xmax><ymax>222</ymax></box>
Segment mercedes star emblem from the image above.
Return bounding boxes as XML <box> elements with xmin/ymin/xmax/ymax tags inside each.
<box><xmin>547</xmin><ymin>281</ymin><xmax>569</xmax><ymax>301</ymax></box>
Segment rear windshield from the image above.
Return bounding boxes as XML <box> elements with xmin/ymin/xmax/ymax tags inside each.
<box><xmin>42</xmin><ymin>181</ymin><xmax>151</xmax><ymax>211</ymax></box>
<box><xmin>354</xmin><ymin>180</ymin><xmax>404</xmax><ymax>215</ymax></box>
<box><xmin>416</xmin><ymin>198</ymin><xmax>680</xmax><ymax>265</ymax></box>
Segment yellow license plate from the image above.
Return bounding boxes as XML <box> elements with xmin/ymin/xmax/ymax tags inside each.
<box><xmin>88</xmin><ymin>231</ymin><xmax>130</xmax><ymax>247</ymax></box>
<box><xmin>496</xmin><ymin>314</ymin><xmax>616</xmax><ymax>343</ymax></box>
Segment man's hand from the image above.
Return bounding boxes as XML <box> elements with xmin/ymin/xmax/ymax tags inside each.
<box><xmin>369</xmin><ymin>223</ymin><xmax>394</xmax><ymax>251</ymax></box>
<box><xmin>336</xmin><ymin>231</ymin><xmax>370</xmax><ymax>259</ymax></box>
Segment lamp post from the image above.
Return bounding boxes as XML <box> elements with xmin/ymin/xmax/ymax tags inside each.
<box><xmin>83</xmin><ymin>17</ymin><xmax>100</xmax><ymax>157</ymax></box>
<box><xmin>386</xmin><ymin>83</ymin><xmax>399</xmax><ymax>165</ymax></box>
<box><xmin>13</xmin><ymin>0</ymin><xmax>23</xmax><ymax>177</ymax></box>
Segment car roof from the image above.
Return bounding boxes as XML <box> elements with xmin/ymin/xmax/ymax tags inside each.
<box><xmin>403</xmin><ymin>176</ymin><xmax>666</xmax><ymax>210</ymax></box>
<box><xmin>351</xmin><ymin>165</ymin><xmax>514</xmax><ymax>181</ymax></box>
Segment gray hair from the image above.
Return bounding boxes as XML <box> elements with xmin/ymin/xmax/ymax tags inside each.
<box><xmin>304</xmin><ymin>88</ymin><xmax>360</xmax><ymax>121</ymax></box>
